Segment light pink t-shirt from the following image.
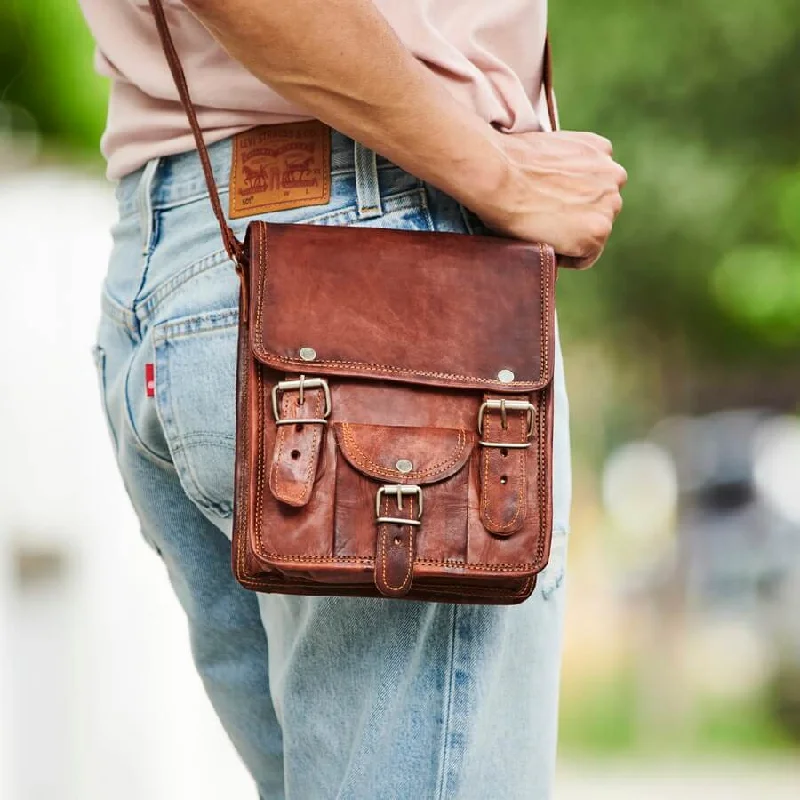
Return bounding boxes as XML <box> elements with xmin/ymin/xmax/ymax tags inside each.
<box><xmin>79</xmin><ymin>0</ymin><xmax>550</xmax><ymax>180</ymax></box>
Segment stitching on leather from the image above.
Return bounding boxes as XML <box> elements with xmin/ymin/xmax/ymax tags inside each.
<box><xmin>270</xmin><ymin>389</ymin><xmax>323</xmax><ymax>504</ymax></box>
<box><xmin>535</xmin><ymin>392</ymin><xmax>548</xmax><ymax>568</ymax></box>
<box><xmin>233</xmin><ymin>267</ymin><xmax>252</xmax><ymax>583</ymax></box>
<box><xmin>533</xmin><ymin>249</ymin><xmax>552</xmax><ymax>569</ymax></box>
<box><xmin>540</xmin><ymin>245</ymin><xmax>550</xmax><ymax>381</ymax></box>
<box><xmin>234</xmin><ymin>575</ymin><xmax>534</xmax><ymax>598</ymax></box>
<box><xmin>253</xmin><ymin>223</ymin><xmax>552</xmax><ymax>388</ymax></box>
<box><xmin>257</xmin><ymin>352</ymin><xmax>542</xmax><ymax>387</ymax></box>
<box><xmin>299</xmin><ymin>393</ymin><xmax>323</xmax><ymax>500</ymax></box>
<box><xmin>339</xmin><ymin>423</ymin><xmax>468</xmax><ymax>479</ymax></box>
<box><xmin>419</xmin><ymin>578</ymin><xmax>533</xmax><ymax>599</ymax></box>
<box><xmin>379</xmin><ymin>496</ymin><xmax>414</xmax><ymax>592</ymax></box>
<box><xmin>270</xmin><ymin>393</ymin><xmax>288</xmax><ymax>500</ymax></box>
<box><xmin>254</xmin><ymin>229</ymin><xmax>269</xmax><ymax>558</ymax></box>
<box><xmin>480</xmin><ymin>405</ymin><xmax>527</xmax><ymax>531</ymax></box>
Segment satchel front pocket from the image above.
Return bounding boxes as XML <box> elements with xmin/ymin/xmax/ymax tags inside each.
<box><xmin>332</xmin><ymin>422</ymin><xmax>476</xmax><ymax>595</ymax></box>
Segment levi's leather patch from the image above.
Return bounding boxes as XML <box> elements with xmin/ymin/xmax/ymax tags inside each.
<box><xmin>229</xmin><ymin>121</ymin><xmax>331</xmax><ymax>219</ymax></box>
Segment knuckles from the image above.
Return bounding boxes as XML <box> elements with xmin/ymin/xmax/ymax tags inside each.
<box><xmin>586</xmin><ymin>215</ymin><xmax>613</xmax><ymax>246</ymax></box>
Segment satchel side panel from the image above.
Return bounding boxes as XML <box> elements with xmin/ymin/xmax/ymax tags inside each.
<box><xmin>231</xmin><ymin>258</ymin><xmax>258</xmax><ymax>587</ymax></box>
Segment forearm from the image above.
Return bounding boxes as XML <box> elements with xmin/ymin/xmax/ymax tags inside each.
<box><xmin>182</xmin><ymin>0</ymin><xmax>510</xmax><ymax>210</ymax></box>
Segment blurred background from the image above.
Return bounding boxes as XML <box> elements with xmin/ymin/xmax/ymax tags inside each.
<box><xmin>0</xmin><ymin>0</ymin><xmax>798</xmax><ymax>797</ymax></box>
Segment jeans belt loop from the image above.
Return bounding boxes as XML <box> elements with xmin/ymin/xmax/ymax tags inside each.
<box><xmin>137</xmin><ymin>156</ymin><xmax>161</xmax><ymax>257</ymax></box>
<box><xmin>354</xmin><ymin>140</ymin><xmax>383</xmax><ymax>220</ymax></box>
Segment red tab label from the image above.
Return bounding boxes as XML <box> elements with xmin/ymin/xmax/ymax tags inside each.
<box><xmin>145</xmin><ymin>363</ymin><xmax>155</xmax><ymax>398</ymax></box>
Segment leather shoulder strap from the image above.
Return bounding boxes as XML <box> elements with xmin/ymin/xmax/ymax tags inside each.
<box><xmin>147</xmin><ymin>0</ymin><xmax>558</xmax><ymax>258</ymax></box>
<box><xmin>542</xmin><ymin>35</ymin><xmax>558</xmax><ymax>132</ymax></box>
<box><xmin>148</xmin><ymin>0</ymin><xmax>242</xmax><ymax>263</ymax></box>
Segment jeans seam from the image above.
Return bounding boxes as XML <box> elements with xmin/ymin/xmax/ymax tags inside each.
<box><xmin>141</xmin><ymin>165</ymin><xmax>394</xmax><ymax>215</ymax></box>
<box><xmin>458</xmin><ymin>205</ymin><xmax>476</xmax><ymax>235</ymax></box>
<box><xmin>417</xmin><ymin>184</ymin><xmax>436</xmax><ymax>232</ymax></box>
<box><xmin>436</xmin><ymin>604</ymin><xmax>458</xmax><ymax>800</ymax></box>
<box><xmin>100</xmin><ymin>289</ymin><xmax>139</xmax><ymax>337</ymax></box>
<box><xmin>152</xmin><ymin>326</ymin><xmax>236</xmax><ymax>518</ymax></box>
<box><xmin>540</xmin><ymin>526</ymin><xmax>570</xmax><ymax>600</ymax></box>
<box><xmin>92</xmin><ymin>346</ymin><xmax>119</xmax><ymax>454</ymax></box>
<box><xmin>120</xmin><ymin>345</ymin><xmax>173</xmax><ymax>468</ymax></box>
<box><xmin>299</xmin><ymin>186</ymin><xmax>431</xmax><ymax>228</ymax></box>
<box><xmin>136</xmin><ymin>250</ymin><xmax>233</xmax><ymax>321</ymax></box>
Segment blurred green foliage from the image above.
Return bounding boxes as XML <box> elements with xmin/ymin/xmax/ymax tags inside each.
<box><xmin>559</xmin><ymin>668</ymin><xmax>797</xmax><ymax>756</ymax></box>
<box><xmin>550</xmin><ymin>0</ymin><xmax>800</xmax><ymax>366</ymax></box>
<box><xmin>1</xmin><ymin>0</ymin><xmax>798</xmax><ymax>367</ymax></box>
<box><xmin>0</xmin><ymin>0</ymin><xmax>107</xmax><ymax>155</ymax></box>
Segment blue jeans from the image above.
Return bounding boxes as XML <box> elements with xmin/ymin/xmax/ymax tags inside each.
<box><xmin>93</xmin><ymin>132</ymin><xmax>572</xmax><ymax>799</ymax></box>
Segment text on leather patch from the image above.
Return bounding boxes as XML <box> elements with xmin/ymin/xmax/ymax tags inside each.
<box><xmin>229</xmin><ymin>121</ymin><xmax>331</xmax><ymax>219</ymax></box>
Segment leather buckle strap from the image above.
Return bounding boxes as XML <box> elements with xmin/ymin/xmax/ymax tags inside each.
<box><xmin>268</xmin><ymin>376</ymin><xmax>330</xmax><ymax>507</ymax></box>
<box><xmin>375</xmin><ymin>484</ymin><xmax>423</xmax><ymax>526</ymax></box>
<box><xmin>271</xmin><ymin>375</ymin><xmax>332</xmax><ymax>425</ymax></box>
<box><xmin>478</xmin><ymin>394</ymin><xmax>534</xmax><ymax>536</ymax></box>
<box><xmin>477</xmin><ymin>399</ymin><xmax>535</xmax><ymax>448</ymax></box>
<box><xmin>374</xmin><ymin>484</ymin><xmax>423</xmax><ymax>598</ymax></box>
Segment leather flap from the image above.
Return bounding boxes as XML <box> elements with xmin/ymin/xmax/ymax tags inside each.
<box><xmin>333</xmin><ymin>422</ymin><xmax>475</xmax><ymax>485</ymax></box>
<box><xmin>246</xmin><ymin>222</ymin><xmax>556</xmax><ymax>393</ymax></box>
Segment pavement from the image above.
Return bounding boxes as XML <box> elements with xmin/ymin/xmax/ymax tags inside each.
<box><xmin>555</xmin><ymin>760</ymin><xmax>800</xmax><ymax>800</ymax></box>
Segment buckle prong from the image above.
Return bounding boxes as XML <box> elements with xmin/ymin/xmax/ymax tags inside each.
<box><xmin>376</xmin><ymin>484</ymin><xmax>423</xmax><ymax>525</ymax></box>
<box><xmin>477</xmin><ymin>399</ymin><xmax>535</xmax><ymax>443</ymax></box>
<box><xmin>272</xmin><ymin>374</ymin><xmax>332</xmax><ymax>425</ymax></box>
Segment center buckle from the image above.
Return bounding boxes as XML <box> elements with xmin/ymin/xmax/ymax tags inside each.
<box><xmin>375</xmin><ymin>484</ymin><xmax>423</xmax><ymax>527</ymax></box>
<box><xmin>271</xmin><ymin>374</ymin><xmax>332</xmax><ymax>426</ymax></box>
<box><xmin>477</xmin><ymin>399</ymin><xmax>535</xmax><ymax>449</ymax></box>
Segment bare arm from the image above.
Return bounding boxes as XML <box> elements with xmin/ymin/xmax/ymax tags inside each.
<box><xmin>183</xmin><ymin>0</ymin><xmax>626</xmax><ymax>261</ymax></box>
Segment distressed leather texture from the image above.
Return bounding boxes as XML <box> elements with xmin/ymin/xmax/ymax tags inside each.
<box><xmin>231</xmin><ymin>223</ymin><xmax>558</xmax><ymax>604</ymax></box>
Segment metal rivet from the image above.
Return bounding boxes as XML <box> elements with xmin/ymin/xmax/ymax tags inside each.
<box><xmin>395</xmin><ymin>459</ymin><xmax>413</xmax><ymax>474</ymax></box>
<box><xmin>299</xmin><ymin>347</ymin><xmax>317</xmax><ymax>362</ymax></box>
<box><xmin>497</xmin><ymin>369</ymin><xmax>515</xmax><ymax>383</ymax></box>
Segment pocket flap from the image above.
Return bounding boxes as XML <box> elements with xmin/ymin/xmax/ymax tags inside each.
<box><xmin>246</xmin><ymin>222</ymin><xmax>556</xmax><ymax>393</ymax></box>
<box><xmin>333</xmin><ymin>422</ymin><xmax>475</xmax><ymax>485</ymax></box>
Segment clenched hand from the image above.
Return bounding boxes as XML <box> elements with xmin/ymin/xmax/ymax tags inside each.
<box><xmin>475</xmin><ymin>131</ymin><xmax>627</xmax><ymax>268</ymax></box>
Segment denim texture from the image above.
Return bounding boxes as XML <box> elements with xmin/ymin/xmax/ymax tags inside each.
<box><xmin>93</xmin><ymin>131</ymin><xmax>572</xmax><ymax>799</ymax></box>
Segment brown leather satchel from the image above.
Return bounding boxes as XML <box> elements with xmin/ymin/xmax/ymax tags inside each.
<box><xmin>150</xmin><ymin>0</ymin><xmax>563</xmax><ymax>604</ymax></box>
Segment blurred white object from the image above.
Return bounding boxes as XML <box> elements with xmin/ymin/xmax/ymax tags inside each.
<box><xmin>682</xmin><ymin>616</ymin><xmax>775</xmax><ymax>700</ymax></box>
<box><xmin>602</xmin><ymin>441</ymin><xmax>678</xmax><ymax>552</ymax></box>
<box><xmin>0</xmin><ymin>172</ymin><xmax>252</xmax><ymax>800</ymax></box>
<box><xmin>753</xmin><ymin>415</ymin><xmax>800</xmax><ymax>526</ymax></box>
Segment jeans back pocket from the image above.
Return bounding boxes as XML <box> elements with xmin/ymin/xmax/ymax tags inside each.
<box><xmin>153</xmin><ymin>307</ymin><xmax>240</xmax><ymax>522</ymax></box>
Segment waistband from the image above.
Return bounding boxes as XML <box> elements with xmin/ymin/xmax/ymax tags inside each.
<box><xmin>115</xmin><ymin>128</ymin><xmax>394</xmax><ymax>219</ymax></box>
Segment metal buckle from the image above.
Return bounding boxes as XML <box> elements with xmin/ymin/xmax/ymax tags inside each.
<box><xmin>271</xmin><ymin>375</ymin><xmax>332</xmax><ymax>426</ymax></box>
<box><xmin>375</xmin><ymin>484</ymin><xmax>423</xmax><ymax>527</ymax></box>
<box><xmin>477</xmin><ymin>399</ymin><xmax>535</xmax><ymax>448</ymax></box>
